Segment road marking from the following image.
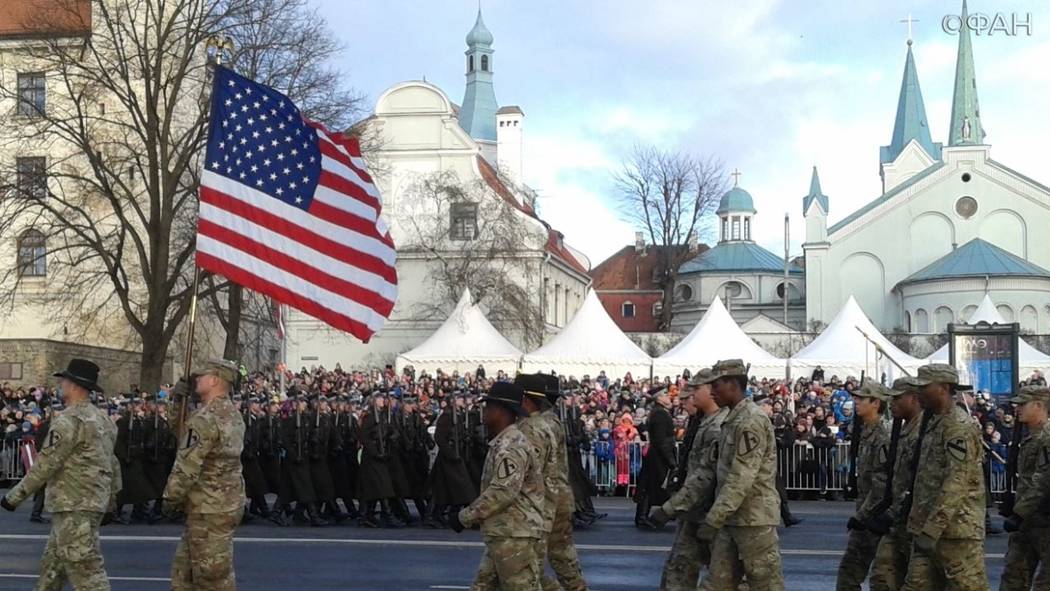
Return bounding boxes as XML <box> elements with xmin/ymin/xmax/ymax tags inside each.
<box><xmin>0</xmin><ymin>573</ymin><xmax>169</xmax><ymax>582</ymax></box>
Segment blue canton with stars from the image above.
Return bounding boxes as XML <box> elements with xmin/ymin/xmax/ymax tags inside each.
<box><xmin>205</xmin><ymin>66</ymin><xmax>322</xmax><ymax>211</ymax></box>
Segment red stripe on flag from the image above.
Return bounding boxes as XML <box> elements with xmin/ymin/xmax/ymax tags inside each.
<box><xmin>308</xmin><ymin>198</ymin><xmax>394</xmax><ymax>249</ymax></box>
<box><xmin>198</xmin><ymin>219</ymin><xmax>394</xmax><ymax>315</ymax></box>
<box><xmin>197</xmin><ymin>252</ymin><xmax>374</xmax><ymax>343</ymax></box>
<box><xmin>317</xmin><ymin>139</ymin><xmax>375</xmax><ymax>187</ymax></box>
<box><xmin>199</xmin><ymin>186</ymin><xmax>397</xmax><ymax>284</ymax></box>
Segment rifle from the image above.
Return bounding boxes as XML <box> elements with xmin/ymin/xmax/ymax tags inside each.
<box><xmin>847</xmin><ymin>372</ymin><xmax>866</xmax><ymax>499</ymax></box>
<box><xmin>452</xmin><ymin>406</ymin><xmax>461</xmax><ymax>459</ymax></box>
<box><xmin>376</xmin><ymin>401</ymin><xmax>386</xmax><ymax>458</ymax></box>
<box><xmin>295</xmin><ymin>406</ymin><xmax>302</xmax><ymax>462</ymax></box>
<box><xmin>152</xmin><ymin>410</ymin><xmax>159</xmax><ymax>463</ymax></box>
<box><xmin>999</xmin><ymin>420</ymin><xmax>1026</xmax><ymax>517</ymax></box>
<box><xmin>900</xmin><ymin>409</ymin><xmax>934</xmax><ymax>520</ymax></box>
<box><xmin>865</xmin><ymin>416</ymin><xmax>902</xmax><ymax>532</ymax></box>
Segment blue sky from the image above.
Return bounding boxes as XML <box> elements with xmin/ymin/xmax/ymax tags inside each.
<box><xmin>314</xmin><ymin>0</ymin><xmax>1049</xmax><ymax>267</ymax></box>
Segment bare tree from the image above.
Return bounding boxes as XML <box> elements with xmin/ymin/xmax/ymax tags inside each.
<box><xmin>614</xmin><ymin>144</ymin><xmax>724</xmax><ymax>331</ymax></box>
<box><xmin>399</xmin><ymin>170</ymin><xmax>546</xmax><ymax>349</ymax></box>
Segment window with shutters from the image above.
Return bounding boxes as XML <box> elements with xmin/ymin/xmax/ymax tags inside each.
<box><xmin>450</xmin><ymin>202</ymin><xmax>478</xmax><ymax>240</ymax></box>
<box><xmin>17</xmin><ymin>72</ymin><xmax>46</xmax><ymax>117</ymax></box>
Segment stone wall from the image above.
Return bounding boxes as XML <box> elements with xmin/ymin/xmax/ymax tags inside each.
<box><xmin>0</xmin><ymin>339</ymin><xmax>170</xmax><ymax>394</ymax></box>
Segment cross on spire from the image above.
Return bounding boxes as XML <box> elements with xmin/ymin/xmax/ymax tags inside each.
<box><xmin>731</xmin><ymin>168</ymin><xmax>742</xmax><ymax>187</ymax></box>
<box><xmin>900</xmin><ymin>13</ymin><xmax>918</xmax><ymax>44</ymax></box>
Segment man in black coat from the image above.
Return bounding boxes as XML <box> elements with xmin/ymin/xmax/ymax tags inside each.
<box><xmin>240</xmin><ymin>398</ymin><xmax>271</xmax><ymax>521</ymax></box>
<box><xmin>561</xmin><ymin>391</ymin><xmax>599</xmax><ymax>525</ymax></box>
<box><xmin>328</xmin><ymin>397</ymin><xmax>360</xmax><ymax>521</ymax></box>
<box><xmin>143</xmin><ymin>398</ymin><xmax>176</xmax><ymax>523</ymax></box>
<box><xmin>426</xmin><ymin>394</ymin><xmax>475</xmax><ymax>527</ymax></box>
<box><xmin>635</xmin><ymin>390</ymin><xmax>676</xmax><ymax>528</ymax></box>
<box><xmin>275</xmin><ymin>394</ymin><xmax>326</xmax><ymax>527</ymax></box>
<box><xmin>395</xmin><ymin>395</ymin><xmax>433</xmax><ymax>524</ymax></box>
<box><xmin>308</xmin><ymin>395</ymin><xmax>344</xmax><ymax>523</ymax></box>
<box><xmin>29</xmin><ymin>415</ymin><xmax>49</xmax><ymax>523</ymax></box>
<box><xmin>114</xmin><ymin>398</ymin><xmax>156</xmax><ymax>524</ymax></box>
<box><xmin>356</xmin><ymin>391</ymin><xmax>402</xmax><ymax>528</ymax></box>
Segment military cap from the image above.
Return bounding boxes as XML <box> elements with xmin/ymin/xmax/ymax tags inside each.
<box><xmin>912</xmin><ymin>363</ymin><xmax>971</xmax><ymax>390</ymax></box>
<box><xmin>542</xmin><ymin>374</ymin><xmax>561</xmax><ymax>401</ymax></box>
<box><xmin>1010</xmin><ymin>385</ymin><xmax>1050</xmax><ymax>405</ymax></box>
<box><xmin>708</xmin><ymin>359</ymin><xmax>749</xmax><ymax>382</ymax></box>
<box><xmin>853</xmin><ymin>381</ymin><xmax>892</xmax><ymax>402</ymax></box>
<box><xmin>202</xmin><ymin>359</ymin><xmax>240</xmax><ymax>385</ymax></box>
<box><xmin>402</xmin><ymin>394</ymin><xmax>418</xmax><ymax>404</ymax></box>
<box><xmin>514</xmin><ymin>373</ymin><xmax>549</xmax><ymax>400</ymax></box>
<box><xmin>479</xmin><ymin>382</ymin><xmax>527</xmax><ymax>416</ymax></box>
<box><xmin>688</xmin><ymin>367</ymin><xmax>716</xmax><ymax>387</ymax></box>
<box><xmin>890</xmin><ymin>376</ymin><xmax>920</xmax><ymax>397</ymax></box>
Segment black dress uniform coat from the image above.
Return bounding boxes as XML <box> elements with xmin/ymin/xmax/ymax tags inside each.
<box><xmin>427</xmin><ymin>409</ymin><xmax>475</xmax><ymax>506</ymax></box>
<box><xmin>279</xmin><ymin>409</ymin><xmax>316</xmax><ymax>503</ymax></box>
<box><xmin>115</xmin><ymin>412</ymin><xmax>157</xmax><ymax>503</ymax></box>
<box><xmin>357</xmin><ymin>410</ymin><xmax>395</xmax><ymax>502</ymax></box>
<box><xmin>638</xmin><ymin>404</ymin><xmax>676</xmax><ymax>506</ymax></box>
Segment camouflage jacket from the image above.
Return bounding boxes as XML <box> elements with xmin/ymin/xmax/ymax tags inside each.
<box><xmin>907</xmin><ymin>405</ymin><xmax>985</xmax><ymax>541</ymax></box>
<box><xmin>459</xmin><ymin>423</ymin><xmax>545</xmax><ymax>539</ymax></box>
<box><xmin>518</xmin><ymin>411</ymin><xmax>560</xmax><ymax>533</ymax></box>
<box><xmin>854</xmin><ymin>418</ymin><xmax>892</xmax><ymax>521</ymax></box>
<box><xmin>163</xmin><ymin>395</ymin><xmax>246</xmax><ymax>514</ymax></box>
<box><xmin>1012</xmin><ymin>421</ymin><xmax>1050</xmax><ymax>525</ymax></box>
<box><xmin>7</xmin><ymin>400</ymin><xmax>121</xmax><ymax>513</ymax></box>
<box><xmin>663</xmin><ymin>407</ymin><xmax>728</xmax><ymax>521</ymax></box>
<box><xmin>888</xmin><ymin>415</ymin><xmax>922</xmax><ymax>525</ymax></box>
<box><xmin>705</xmin><ymin>398</ymin><xmax>780</xmax><ymax>528</ymax></box>
<box><xmin>541</xmin><ymin>409</ymin><xmax>574</xmax><ymax>514</ymax></box>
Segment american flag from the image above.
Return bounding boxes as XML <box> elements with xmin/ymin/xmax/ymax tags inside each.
<box><xmin>197</xmin><ymin>67</ymin><xmax>396</xmax><ymax>342</ymax></box>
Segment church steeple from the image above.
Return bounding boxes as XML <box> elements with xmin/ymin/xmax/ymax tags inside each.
<box><xmin>803</xmin><ymin>166</ymin><xmax>829</xmax><ymax>215</ymax></box>
<box><xmin>458</xmin><ymin>8</ymin><xmax>498</xmax><ymax>143</ymax></box>
<box><xmin>948</xmin><ymin>0</ymin><xmax>985</xmax><ymax>145</ymax></box>
<box><xmin>880</xmin><ymin>40</ymin><xmax>941</xmax><ymax>164</ymax></box>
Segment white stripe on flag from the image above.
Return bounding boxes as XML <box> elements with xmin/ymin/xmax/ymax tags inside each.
<box><xmin>313</xmin><ymin>178</ymin><xmax>380</xmax><ymax>223</ymax></box>
<box><xmin>318</xmin><ymin>153</ymin><xmax>382</xmax><ymax>203</ymax></box>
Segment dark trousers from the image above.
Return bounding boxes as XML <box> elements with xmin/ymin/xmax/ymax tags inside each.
<box><xmin>31</xmin><ymin>487</ymin><xmax>45</xmax><ymax>518</ymax></box>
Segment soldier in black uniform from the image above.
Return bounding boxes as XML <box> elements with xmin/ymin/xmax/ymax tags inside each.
<box><xmin>384</xmin><ymin>396</ymin><xmax>414</xmax><ymax>525</ymax></box>
<box><xmin>259</xmin><ymin>400</ymin><xmax>284</xmax><ymax>520</ymax></box>
<box><xmin>309</xmin><ymin>395</ymin><xmax>346</xmax><ymax>524</ymax></box>
<box><xmin>635</xmin><ymin>389</ymin><xmax>676</xmax><ymax>529</ymax></box>
<box><xmin>427</xmin><ymin>394</ymin><xmax>476</xmax><ymax>527</ymax></box>
<box><xmin>115</xmin><ymin>397</ymin><xmax>156</xmax><ymax>524</ymax></box>
<box><xmin>464</xmin><ymin>393</ymin><xmax>487</xmax><ymax>495</ymax></box>
<box><xmin>142</xmin><ymin>396</ymin><xmax>176</xmax><ymax>523</ymax></box>
<box><xmin>276</xmin><ymin>393</ymin><xmax>326</xmax><ymax>527</ymax></box>
<box><xmin>328</xmin><ymin>396</ymin><xmax>360</xmax><ymax>521</ymax></box>
<box><xmin>562</xmin><ymin>391</ymin><xmax>600</xmax><ymax>525</ymax></box>
<box><xmin>397</xmin><ymin>395</ymin><xmax>433</xmax><ymax>523</ymax></box>
<box><xmin>357</xmin><ymin>391</ymin><xmax>402</xmax><ymax>528</ymax></box>
<box><xmin>241</xmin><ymin>397</ymin><xmax>271</xmax><ymax>521</ymax></box>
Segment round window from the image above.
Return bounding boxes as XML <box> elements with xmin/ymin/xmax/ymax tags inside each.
<box><xmin>955</xmin><ymin>196</ymin><xmax>978</xmax><ymax>219</ymax></box>
<box><xmin>675</xmin><ymin>284</ymin><xmax>693</xmax><ymax>302</ymax></box>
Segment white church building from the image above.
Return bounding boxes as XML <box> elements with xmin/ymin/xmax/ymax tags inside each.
<box><xmin>283</xmin><ymin>10</ymin><xmax>591</xmax><ymax>369</ymax></box>
<box><xmin>803</xmin><ymin>4</ymin><xmax>1050</xmax><ymax>336</ymax></box>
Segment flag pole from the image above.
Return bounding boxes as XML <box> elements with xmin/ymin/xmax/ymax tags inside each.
<box><xmin>176</xmin><ymin>266</ymin><xmax>201</xmax><ymax>437</ymax></box>
<box><xmin>279</xmin><ymin>303</ymin><xmax>287</xmax><ymax>394</ymax></box>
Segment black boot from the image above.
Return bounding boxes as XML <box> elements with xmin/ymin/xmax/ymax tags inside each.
<box><xmin>359</xmin><ymin>501</ymin><xmax>380</xmax><ymax>528</ymax></box>
<box><xmin>342</xmin><ymin>498</ymin><xmax>361</xmax><ymax>520</ymax></box>
<box><xmin>323</xmin><ymin>500</ymin><xmax>349</xmax><ymax>524</ymax></box>
<box><xmin>422</xmin><ymin>502</ymin><xmax>442</xmax><ymax>528</ymax></box>
<box><xmin>268</xmin><ymin>504</ymin><xmax>292</xmax><ymax>527</ymax></box>
<box><xmin>395</xmin><ymin>499</ymin><xmax>416</xmax><ymax>525</ymax></box>
<box><xmin>292</xmin><ymin>504</ymin><xmax>309</xmax><ymax>525</ymax></box>
<box><xmin>380</xmin><ymin>499</ymin><xmax>405</xmax><ymax>528</ymax></box>
<box><xmin>307</xmin><ymin>503</ymin><xmax>330</xmax><ymax>527</ymax></box>
<box><xmin>249</xmin><ymin>496</ymin><xmax>271</xmax><ymax>518</ymax></box>
<box><xmin>147</xmin><ymin>500</ymin><xmax>166</xmax><ymax>524</ymax></box>
<box><xmin>634</xmin><ymin>497</ymin><xmax>651</xmax><ymax>528</ymax></box>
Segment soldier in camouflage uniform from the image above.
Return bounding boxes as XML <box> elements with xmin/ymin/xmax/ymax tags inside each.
<box><xmin>164</xmin><ymin>360</ymin><xmax>246</xmax><ymax>591</ymax></box>
<box><xmin>869</xmin><ymin>377</ymin><xmax>925</xmax><ymax>591</ymax></box>
<box><xmin>1</xmin><ymin>359</ymin><xmax>121</xmax><ymax>591</ymax></box>
<box><xmin>836</xmin><ymin>381</ymin><xmax>893</xmax><ymax>590</ymax></box>
<box><xmin>647</xmin><ymin>368</ymin><xmax>728</xmax><ymax>591</ymax></box>
<box><xmin>515</xmin><ymin>374</ymin><xmax>587</xmax><ymax>591</ymax></box>
<box><xmin>450</xmin><ymin>382</ymin><xmax>546</xmax><ymax>591</ymax></box>
<box><xmin>998</xmin><ymin>385</ymin><xmax>1050</xmax><ymax>590</ymax></box>
<box><xmin>696</xmin><ymin>359</ymin><xmax>784</xmax><ymax>591</ymax></box>
<box><xmin>902</xmin><ymin>364</ymin><xmax>988</xmax><ymax>591</ymax></box>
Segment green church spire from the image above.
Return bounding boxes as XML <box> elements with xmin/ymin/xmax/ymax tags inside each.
<box><xmin>881</xmin><ymin>41</ymin><xmax>941</xmax><ymax>163</ymax></box>
<box><xmin>948</xmin><ymin>0</ymin><xmax>985</xmax><ymax>145</ymax></box>
<box><xmin>459</xmin><ymin>8</ymin><xmax>498</xmax><ymax>142</ymax></box>
<box><xmin>803</xmin><ymin>166</ymin><xmax>828</xmax><ymax>214</ymax></box>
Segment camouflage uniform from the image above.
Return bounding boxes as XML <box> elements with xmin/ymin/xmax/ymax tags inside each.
<box><xmin>837</xmin><ymin>382</ymin><xmax>892</xmax><ymax>591</ymax></box>
<box><xmin>902</xmin><ymin>365</ymin><xmax>987</xmax><ymax>591</ymax></box>
<box><xmin>697</xmin><ymin>360</ymin><xmax>783</xmax><ymax>591</ymax></box>
<box><xmin>999</xmin><ymin>387</ymin><xmax>1050</xmax><ymax>591</ymax></box>
<box><xmin>659</xmin><ymin>404</ymin><xmax>728</xmax><ymax>591</ymax></box>
<box><xmin>164</xmin><ymin>362</ymin><xmax>246</xmax><ymax>591</ymax></box>
<box><xmin>870</xmin><ymin>382</ymin><xmax>924</xmax><ymax>591</ymax></box>
<box><xmin>6</xmin><ymin>398</ymin><xmax>121</xmax><ymax>591</ymax></box>
<box><xmin>459</xmin><ymin>422</ymin><xmax>546</xmax><ymax>591</ymax></box>
<box><xmin>517</xmin><ymin>410</ymin><xmax>561</xmax><ymax>591</ymax></box>
<box><xmin>540</xmin><ymin>408</ymin><xmax>587</xmax><ymax>591</ymax></box>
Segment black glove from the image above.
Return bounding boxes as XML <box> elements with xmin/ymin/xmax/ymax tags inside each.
<box><xmin>448</xmin><ymin>510</ymin><xmax>465</xmax><ymax>534</ymax></box>
<box><xmin>696</xmin><ymin>522</ymin><xmax>718</xmax><ymax>544</ymax></box>
<box><xmin>866</xmin><ymin>513</ymin><xmax>893</xmax><ymax>536</ymax></box>
<box><xmin>0</xmin><ymin>496</ymin><xmax>15</xmax><ymax>512</ymax></box>
<box><xmin>647</xmin><ymin>507</ymin><xmax>671</xmax><ymax>529</ymax></box>
<box><xmin>914</xmin><ymin>533</ymin><xmax>936</xmax><ymax>554</ymax></box>
<box><xmin>847</xmin><ymin>516</ymin><xmax>866</xmax><ymax>531</ymax></box>
<box><xmin>998</xmin><ymin>498</ymin><xmax>1015</xmax><ymax>518</ymax></box>
<box><xmin>171</xmin><ymin>379</ymin><xmax>190</xmax><ymax>402</ymax></box>
<box><xmin>1003</xmin><ymin>515</ymin><xmax>1022</xmax><ymax>533</ymax></box>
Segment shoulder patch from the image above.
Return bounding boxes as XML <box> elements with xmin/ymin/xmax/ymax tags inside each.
<box><xmin>496</xmin><ymin>456</ymin><xmax>519</xmax><ymax>480</ymax></box>
<box><xmin>183</xmin><ymin>428</ymin><xmax>200</xmax><ymax>450</ymax></box>
<box><xmin>737</xmin><ymin>429</ymin><xmax>760</xmax><ymax>456</ymax></box>
<box><xmin>946</xmin><ymin>437</ymin><xmax>968</xmax><ymax>463</ymax></box>
<box><xmin>45</xmin><ymin>429</ymin><xmax>61</xmax><ymax>449</ymax></box>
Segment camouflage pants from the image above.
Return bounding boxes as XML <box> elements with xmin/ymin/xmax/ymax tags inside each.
<box><xmin>659</xmin><ymin>519</ymin><xmax>710</xmax><ymax>591</ymax></box>
<box><xmin>901</xmin><ymin>538</ymin><xmax>988</xmax><ymax>591</ymax></box>
<box><xmin>835</xmin><ymin>528</ymin><xmax>881</xmax><ymax>590</ymax></box>
<box><xmin>698</xmin><ymin>525</ymin><xmax>783</xmax><ymax>591</ymax></box>
<box><xmin>869</xmin><ymin>526</ymin><xmax>911</xmax><ymax>591</ymax></box>
<box><xmin>471</xmin><ymin>536</ymin><xmax>543</xmax><ymax>591</ymax></box>
<box><xmin>542</xmin><ymin>507</ymin><xmax>587</xmax><ymax>591</ymax></box>
<box><xmin>171</xmin><ymin>510</ymin><xmax>240</xmax><ymax>591</ymax></box>
<box><xmin>36</xmin><ymin>511</ymin><xmax>109</xmax><ymax>591</ymax></box>
<box><xmin>998</xmin><ymin>526</ymin><xmax>1050</xmax><ymax>591</ymax></box>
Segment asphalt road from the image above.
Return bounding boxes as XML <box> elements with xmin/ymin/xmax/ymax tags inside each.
<box><xmin>0</xmin><ymin>495</ymin><xmax>1010</xmax><ymax>590</ymax></box>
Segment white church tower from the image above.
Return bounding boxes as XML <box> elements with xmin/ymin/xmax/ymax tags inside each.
<box><xmin>802</xmin><ymin>167</ymin><xmax>829</xmax><ymax>324</ymax></box>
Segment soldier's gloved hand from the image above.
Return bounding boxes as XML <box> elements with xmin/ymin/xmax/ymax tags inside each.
<box><xmin>866</xmin><ymin>513</ymin><xmax>893</xmax><ymax>536</ymax></box>
<box><xmin>0</xmin><ymin>496</ymin><xmax>16</xmax><ymax>512</ymax></box>
<box><xmin>448</xmin><ymin>511</ymin><xmax>466</xmax><ymax>534</ymax></box>
<box><xmin>847</xmin><ymin>516</ymin><xmax>866</xmax><ymax>531</ymax></box>
<box><xmin>696</xmin><ymin>522</ymin><xmax>718</xmax><ymax>544</ymax></box>
<box><xmin>171</xmin><ymin>379</ymin><xmax>190</xmax><ymax>401</ymax></box>
<box><xmin>647</xmin><ymin>507</ymin><xmax>671</xmax><ymax>529</ymax></box>
<box><xmin>913</xmin><ymin>533</ymin><xmax>937</xmax><ymax>554</ymax></box>
<box><xmin>1003</xmin><ymin>515</ymin><xmax>1022</xmax><ymax>533</ymax></box>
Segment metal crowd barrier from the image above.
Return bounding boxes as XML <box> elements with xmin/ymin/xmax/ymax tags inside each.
<box><xmin>1</xmin><ymin>438</ymin><xmax>26</xmax><ymax>484</ymax></box>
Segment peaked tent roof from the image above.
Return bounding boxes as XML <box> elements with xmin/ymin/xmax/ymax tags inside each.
<box><xmin>791</xmin><ymin>295</ymin><xmax>924</xmax><ymax>378</ymax></box>
<box><xmin>680</xmin><ymin>242</ymin><xmax>802</xmax><ymax>275</ymax></box>
<box><xmin>656</xmin><ymin>297</ymin><xmax>784</xmax><ymax>377</ymax></box>
<box><xmin>396</xmin><ymin>288</ymin><xmax>522</xmax><ymax>373</ymax></box>
<box><xmin>898</xmin><ymin>238</ymin><xmax>1050</xmax><ymax>287</ymax></box>
<box><xmin>522</xmin><ymin>290</ymin><xmax>651</xmax><ymax>377</ymax></box>
<box><xmin>881</xmin><ymin>41</ymin><xmax>942</xmax><ymax>163</ymax></box>
<box><xmin>927</xmin><ymin>294</ymin><xmax>1050</xmax><ymax>370</ymax></box>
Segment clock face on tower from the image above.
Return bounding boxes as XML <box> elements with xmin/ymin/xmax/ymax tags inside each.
<box><xmin>955</xmin><ymin>196</ymin><xmax>978</xmax><ymax>219</ymax></box>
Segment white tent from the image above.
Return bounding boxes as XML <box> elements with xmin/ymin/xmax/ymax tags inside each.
<box><xmin>790</xmin><ymin>295</ymin><xmax>924</xmax><ymax>381</ymax></box>
<box><xmin>655</xmin><ymin>296</ymin><xmax>786</xmax><ymax>378</ymax></box>
<box><xmin>927</xmin><ymin>294</ymin><xmax>1050</xmax><ymax>375</ymax></box>
<box><xmin>522</xmin><ymin>290</ymin><xmax>652</xmax><ymax>379</ymax></box>
<box><xmin>395</xmin><ymin>289</ymin><xmax>522</xmax><ymax>375</ymax></box>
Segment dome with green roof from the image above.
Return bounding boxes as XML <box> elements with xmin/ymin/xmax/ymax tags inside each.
<box><xmin>465</xmin><ymin>10</ymin><xmax>494</xmax><ymax>46</ymax></box>
<box><xmin>717</xmin><ymin>187</ymin><xmax>756</xmax><ymax>215</ymax></box>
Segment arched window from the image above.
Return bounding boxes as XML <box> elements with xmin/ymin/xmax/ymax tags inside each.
<box><xmin>481</xmin><ymin>55</ymin><xmax>489</xmax><ymax>72</ymax></box>
<box><xmin>934</xmin><ymin>306</ymin><xmax>954</xmax><ymax>332</ymax></box>
<box><xmin>17</xmin><ymin>229</ymin><xmax>46</xmax><ymax>277</ymax></box>
<box><xmin>743</xmin><ymin>217</ymin><xmax>751</xmax><ymax>241</ymax></box>
<box><xmin>914</xmin><ymin>308</ymin><xmax>929</xmax><ymax>333</ymax></box>
<box><xmin>996</xmin><ymin>304</ymin><xmax>1015</xmax><ymax>323</ymax></box>
<box><xmin>905</xmin><ymin>311</ymin><xmax>912</xmax><ymax>332</ymax></box>
<box><xmin>721</xmin><ymin>218</ymin><xmax>729</xmax><ymax>241</ymax></box>
<box><xmin>468</xmin><ymin>55</ymin><xmax>474</xmax><ymax>72</ymax></box>
<box><xmin>622</xmin><ymin>301</ymin><xmax>635</xmax><ymax>318</ymax></box>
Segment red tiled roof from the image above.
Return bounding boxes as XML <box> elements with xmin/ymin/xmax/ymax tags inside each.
<box><xmin>476</xmin><ymin>155</ymin><xmax>588</xmax><ymax>276</ymax></box>
<box><xmin>590</xmin><ymin>243</ymin><xmax>708</xmax><ymax>290</ymax></box>
<box><xmin>0</xmin><ymin>0</ymin><xmax>91</xmax><ymax>39</ymax></box>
